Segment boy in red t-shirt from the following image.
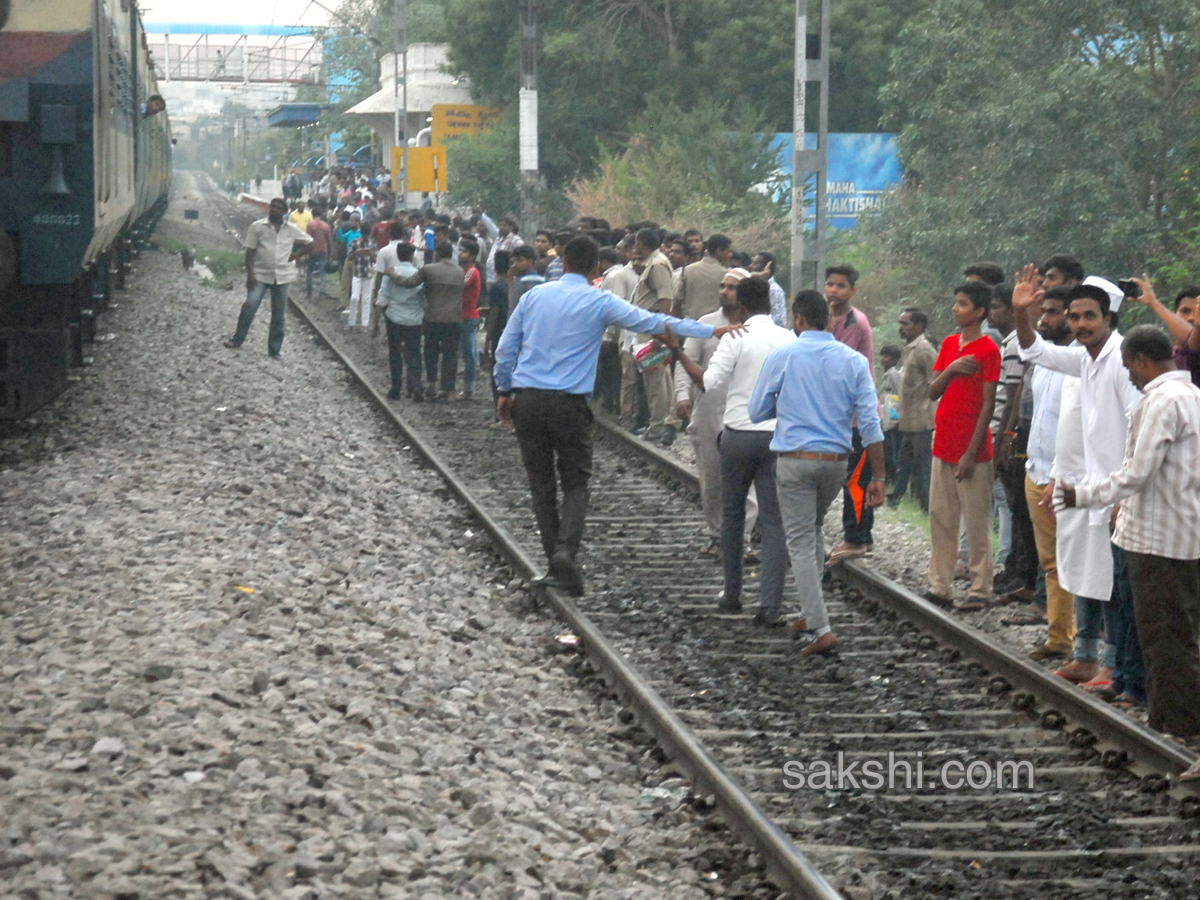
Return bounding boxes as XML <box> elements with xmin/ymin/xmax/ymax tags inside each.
<box><xmin>926</xmin><ymin>281</ymin><xmax>1001</xmax><ymax>608</ymax></box>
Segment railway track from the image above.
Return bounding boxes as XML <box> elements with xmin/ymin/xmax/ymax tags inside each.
<box><xmin>193</xmin><ymin>178</ymin><xmax>1200</xmax><ymax>898</ymax></box>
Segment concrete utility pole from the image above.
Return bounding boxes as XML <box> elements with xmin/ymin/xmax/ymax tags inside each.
<box><xmin>518</xmin><ymin>0</ymin><xmax>540</xmax><ymax>233</ymax></box>
<box><xmin>393</xmin><ymin>0</ymin><xmax>408</xmax><ymax>196</ymax></box>
<box><xmin>790</xmin><ymin>0</ymin><xmax>830</xmax><ymax>295</ymax></box>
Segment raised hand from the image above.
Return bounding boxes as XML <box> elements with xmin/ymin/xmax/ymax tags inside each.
<box><xmin>1012</xmin><ymin>263</ymin><xmax>1043</xmax><ymax>312</ymax></box>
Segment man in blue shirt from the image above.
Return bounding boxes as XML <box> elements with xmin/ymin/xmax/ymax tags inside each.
<box><xmin>748</xmin><ymin>290</ymin><xmax>886</xmax><ymax>654</ymax></box>
<box><xmin>494</xmin><ymin>237</ymin><xmax>737</xmax><ymax>595</ymax></box>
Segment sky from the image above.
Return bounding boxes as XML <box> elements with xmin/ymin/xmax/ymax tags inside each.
<box><xmin>140</xmin><ymin>0</ymin><xmax>330</xmax><ymax>29</ymax></box>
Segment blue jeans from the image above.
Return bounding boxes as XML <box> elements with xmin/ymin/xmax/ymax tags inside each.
<box><xmin>306</xmin><ymin>256</ymin><xmax>328</xmax><ymax>297</ymax></box>
<box><xmin>232</xmin><ymin>281</ymin><xmax>289</xmax><ymax>356</ymax></box>
<box><xmin>459</xmin><ymin>317</ymin><xmax>480</xmax><ymax>394</ymax></box>
<box><xmin>1074</xmin><ymin>596</ymin><xmax>1113</xmax><ymax>665</ymax></box>
<box><xmin>1107</xmin><ymin>545</ymin><xmax>1145</xmax><ymax>702</ymax></box>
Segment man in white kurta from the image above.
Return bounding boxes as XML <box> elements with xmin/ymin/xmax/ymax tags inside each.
<box><xmin>1015</xmin><ymin>274</ymin><xmax>1142</xmax><ymax>694</ymax></box>
<box><xmin>674</xmin><ymin>269</ymin><xmax>758</xmax><ymax>554</ymax></box>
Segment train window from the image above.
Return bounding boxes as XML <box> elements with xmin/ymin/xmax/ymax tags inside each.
<box><xmin>0</xmin><ymin>124</ymin><xmax>11</xmax><ymax>178</ymax></box>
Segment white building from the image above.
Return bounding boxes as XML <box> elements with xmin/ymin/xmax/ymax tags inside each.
<box><xmin>345</xmin><ymin>44</ymin><xmax>474</xmax><ymax>159</ymax></box>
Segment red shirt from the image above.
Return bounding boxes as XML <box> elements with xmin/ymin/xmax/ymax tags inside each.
<box><xmin>461</xmin><ymin>265</ymin><xmax>481</xmax><ymax>320</ymax></box>
<box><xmin>306</xmin><ymin>218</ymin><xmax>332</xmax><ymax>258</ymax></box>
<box><xmin>932</xmin><ymin>333</ymin><xmax>1001</xmax><ymax>464</ymax></box>
<box><xmin>370</xmin><ymin>220</ymin><xmax>392</xmax><ymax>250</ymax></box>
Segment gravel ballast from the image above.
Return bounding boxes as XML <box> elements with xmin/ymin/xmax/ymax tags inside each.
<box><xmin>0</xmin><ymin>247</ymin><xmax>768</xmax><ymax>900</ymax></box>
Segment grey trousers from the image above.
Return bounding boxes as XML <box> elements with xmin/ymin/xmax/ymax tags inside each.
<box><xmin>690</xmin><ymin>396</ymin><xmax>757</xmax><ymax>542</ymax></box>
<box><xmin>719</xmin><ymin>429</ymin><xmax>786</xmax><ymax>616</ymax></box>
<box><xmin>777</xmin><ymin>456</ymin><xmax>846</xmax><ymax>634</ymax></box>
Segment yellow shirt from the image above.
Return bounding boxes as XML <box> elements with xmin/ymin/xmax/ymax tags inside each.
<box><xmin>289</xmin><ymin>210</ymin><xmax>313</xmax><ymax>230</ymax></box>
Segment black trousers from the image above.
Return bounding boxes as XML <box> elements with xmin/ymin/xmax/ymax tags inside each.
<box><xmin>998</xmin><ymin>454</ymin><xmax>1038</xmax><ymax>590</ymax></box>
<box><xmin>841</xmin><ymin>428</ymin><xmax>874</xmax><ymax>545</ymax></box>
<box><xmin>512</xmin><ymin>389</ymin><xmax>594</xmax><ymax>561</ymax></box>
<box><xmin>424</xmin><ymin>321</ymin><xmax>461</xmax><ymax>393</ymax></box>
<box><xmin>385</xmin><ymin>320</ymin><xmax>422</xmax><ymax>394</ymax></box>
<box><xmin>1125</xmin><ymin>551</ymin><xmax>1200</xmax><ymax>737</ymax></box>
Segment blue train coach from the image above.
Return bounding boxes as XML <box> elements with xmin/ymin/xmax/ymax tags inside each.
<box><xmin>0</xmin><ymin>0</ymin><xmax>171</xmax><ymax>418</ymax></box>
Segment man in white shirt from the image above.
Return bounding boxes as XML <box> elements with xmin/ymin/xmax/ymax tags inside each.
<box><xmin>1059</xmin><ymin>325</ymin><xmax>1200</xmax><ymax>761</ymax></box>
<box><xmin>672</xmin><ymin>268</ymin><xmax>758</xmax><ymax>556</ymax></box>
<box><xmin>1014</xmin><ymin>286</ymin><xmax>1075</xmax><ymax>661</ymax></box>
<box><xmin>669</xmin><ymin>278</ymin><xmax>796</xmax><ymax>625</ymax></box>
<box><xmin>1014</xmin><ymin>271</ymin><xmax>1144</xmax><ymax>703</ymax></box>
<box><xmin>226</xmin><ymin>198</ymin><xmax>313</xmax><ymax>358</ymax></box>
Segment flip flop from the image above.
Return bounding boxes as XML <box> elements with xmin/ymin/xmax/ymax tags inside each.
<box><xmin>1180</xmin><ymin>757</ymin><xmax>1200</xmax><ymax>782</ymax></box>
<box><xmin>1081</xmin><ymin>678</ymin><xmax>1116</xmax><ymax>701</ymax></box>
<box><xmin>1111</xmin><ymin>693</ymin><xmax>1141</xmax><ymax>710</ymax></box>
<box><xmin>953</xmin><ymin>597</ymin><xmax>991</xmax><ymax>612</ymax></box>
<box><xmin>699</xmin><ymin>541</ymin><xmax>720</xmax><ymax>558</ymax></box>
<box><xmin>1001</xmin><ymin>606</ymin><xmax>1047</xmax><ymax>626</ymax></box>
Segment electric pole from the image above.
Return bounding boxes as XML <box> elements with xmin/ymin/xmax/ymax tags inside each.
<box><xmin>393</xmin><ymin>0</ymin><xmax>408</xmax><ymax>197</ymax></box>
<box><xmin>518</xmin><ymin>0</ymin><xmax>539</xmax><ymax>232</ymax></box>
<box><xmin>790</xmin><ymin>0</ymin><xmax>830</xmax><ymax>294</ymax></box>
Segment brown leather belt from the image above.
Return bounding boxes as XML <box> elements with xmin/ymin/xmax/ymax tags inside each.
<box><xmin>777</xmin><ymin>450</ymin><xmax>848</xmax><ymax>461</ymax></box>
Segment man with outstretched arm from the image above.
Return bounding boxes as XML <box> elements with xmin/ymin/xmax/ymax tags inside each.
<box><xmin>493</xmin><ymin>237</ymin><xmax>742</xmax><ymax>597</ymax></box>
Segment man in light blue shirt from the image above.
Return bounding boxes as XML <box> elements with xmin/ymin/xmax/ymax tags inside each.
<box><xmin>494</xmin><ymin>237</ymin><xmax>736</xmax><ymax>596</ymax></box>
<box><xmin>748</xmin><ymin>290</ymin><xmax>885</xmax><ymax>655</ymax></box>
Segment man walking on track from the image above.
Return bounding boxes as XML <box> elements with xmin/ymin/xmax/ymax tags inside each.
<box><xmin>226</xmin><ymin>197</ymin><xmax>313</xmax><ymax>358</ymax></box>
<box><xmin>493</xmin><ymin>237</ymin><xmax>741</xmax><ymax>597</ymax></box>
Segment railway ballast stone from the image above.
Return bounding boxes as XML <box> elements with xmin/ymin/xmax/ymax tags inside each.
<box><xmin>0</xmin><ymin>249</ymin><xmax>771</xmax><ymax>899</ymax></box>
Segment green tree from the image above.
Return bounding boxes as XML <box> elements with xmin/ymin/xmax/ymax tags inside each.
<box><xmin>874</xmin><ymin>0</ymin><xmax>1200</xmax><ymax>287</ymax></box>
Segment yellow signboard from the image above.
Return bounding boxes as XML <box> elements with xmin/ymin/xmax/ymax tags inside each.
<box><xmin>405</xmin><ymin>146</ymin><xmax>448</xmax><ymax>193</ymax></box>
<box><xmin>430</xmin><ymin>104</ymin><xmax>501</xmax><ymax>144</ymax></box>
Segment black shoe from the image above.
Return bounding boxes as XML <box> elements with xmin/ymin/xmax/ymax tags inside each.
<box><xmin>660</xmin><ymin>424</ymin><xmax>676</xmax><ymax>447</ymax></box>
<box><xmin>425</xmin><ymin>385</ymin><xmax>438</xmax><ymax>401</ymax></box>
<box><xmin>715</xmin><ymin>591</ymin><xmax>743</xmax><ymax>614</ymax></box>
<box><xmin>224</xmin><ymin>339</ymin><xmax>242</xmax><ymax>349</ymax></box>
<box><xmin>752</xmin><ymin>610</ymin><xmax>786</xmax><ymax>628</ymax></box>
<box><xmin>630</xmin><ymin>425</ymin><xmax>649</xmax><ymax>436</ymax></box>
<box><xmin>549</xmin><ymin>550</ymin><xmax>585</xmax><ymax>597</ymax></box>
<box><xmin>408</xmin><ymin>389</ymin><xmax>424</xmax><ymax>403</ymax></box>
<box><xmin>387</xmin><ymin>388</ymin><xmax>402</xmax><ymax>400</ymax></box>
<box><xmin>643</xmin><ymin>425</ymin><xmax>665</xmax><ymax>442</ymax></box>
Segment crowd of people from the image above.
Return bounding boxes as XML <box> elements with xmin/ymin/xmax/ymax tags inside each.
<box><xmin>224</xmin><ymin>182</ymin><xmax>1200</xmax><ymax>780</ymax></box>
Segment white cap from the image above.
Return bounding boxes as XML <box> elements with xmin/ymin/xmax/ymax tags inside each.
<box><xmin>1082</xmin><ymin>276</ymin><xmax>1124</xmax><ymax>312</ymax></box>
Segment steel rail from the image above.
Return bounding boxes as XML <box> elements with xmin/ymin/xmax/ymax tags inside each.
<box><xmin>287</xmin><ymin>296</ymin><xmax>845</xmax><ymax>900</ymax></box>
<box><xmin>594</xmin><ymin>418</ymin><xmax>1200</xmax><ymax>783</ymax></box>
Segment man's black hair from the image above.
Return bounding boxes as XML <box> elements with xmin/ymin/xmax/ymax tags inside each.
<box><xmin>1042</xmin><ymin>254</ymin><xmax>1085</xmax><ymax>282</ymax></box>
<box><xmin>1122</xmin><ymin>324</ymin><xmax>1175</xmax><ymax>363</ymax></box>
<box><xmin>991</xmin><ymin>282</ymin><xmax>1014</xmax><ymax>308</ymax></box>
<box><xmin>459</xmin><ymin>238</ymin><xmax>479</xmax><ymax>259</ymax></box>
<box><xmin>494</xmin><ymin>249</ymin><xmax>512</xmax><ymax>276</ymax></box>
<box><xmin>609</xmin><ymin>227</ymin><xmax>627</xmax><ymax>245</ymax></box>
<box><xmin>554</xmin><ymin>230</ymin><xmax>573</xmax><ymax>245</ymax></box>
<box><xmin>635</xmin><ymin>227</ymin><xmax>661</xmax><ymax>250</ymax></box>
<box><xmin>563</xmin><ymin>236</ymin><xmax>599</xmax><ymax>274</ymax></box>
<box><xmin>964</xmin><ymin>262</ymin><xmax>1005</xmax><ymax>285</ymax></box>
<box><xmin>737</xmin><ymin>277</ymin><xmax>771</xmax><ymax>315</ymax></box>
<box><xmin>500</xmin><ymin>216</ymin><xmax>520</xmax><ymax>233</ymax></box>
<box><xmin>396</xmin><ymin>242</ymin><xmax>416</xmax><ymax>261</ymax></box>
<box><xmin>792</xmin><ymin>289</ymin><xmax>828</xmax><ymax>329</ymax></box>
<box><xmin>684</xmin><ymin>228</ymin><xmax>703</xmax><ymax>239</ymax></box>
<box><xmin>388</xmin><ymin>220</ymin><xmax>406</xmax><ymax>240</ymax></box>
<box><xmin>1042</xmin><ymin>285</ymin><xmax>1071</xmax><ymax>307</ymax></box>
<box><xmin>825</xmin><ymin>264</ymin><xmax>860</xmax><ymax>287</ymax></box>
<box><xmin>663</xmin><ymin>231</ymin><xmax>683</xmax><ymax>246</ymax></box>
<box><xmin>1173</xmin><ymin>286</ymin><xmax>1200</xmax><ymax>310</ymax></box>
<box><xmin>955</xmin><ymin>281</ymin><xmax>993</xmax><ymax>312</ymax></box>
<box><xmin>510</xmin><ymin>245</ymin><xmax>537</xmax><ymax>262</ymax></box>
<box><xmin>753</xmin><ymin>251</ymin><xmax>777</xmax><ymax>274</ymax></box>
<box><xmin>901</xmin><ymin>306</ymin><xmax>928</xmax><ymax>330</ymax></box>
<box><xmin>1065</xmin><ymin>283</ymin><xmax>1112</xmax><ymax>316</ymax></box>
<box><xmin>434</xmin><ymin>240</ymin><xmax>455</xmax><ymax>260</ymax></box>
<box><xmin>881</xmin><ymin>344</ymin><xmax>903</xmax><ymax>360</ymax></box>
<box><xmin>535</xmin><ymin>229</ymin><xmax>553</xmax><ymax>241</ymax></box>
<box><xmin>598</xmin><ymin>247</ymin><xmax>621</xmax><ymax>269</ymax></box>
<box><xmin>589</xmin><ymin>228</ymin><xmax>612</xmax><ymax>246</ymax></box>
<box><xmin>705</xmin><ymin>234</ymin><xmax>732</xmax><ymax>256</ymax></box>
<box><xmin>436</xmin><ymin>213</ymin><xmax>452</xmax><ymax>226</ymax></box>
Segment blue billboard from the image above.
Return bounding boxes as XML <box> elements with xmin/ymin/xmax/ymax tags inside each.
<box><xmin>770</xmin><ymin>133</ymin><xmax>901</xmax><ymax>230</ymax></box>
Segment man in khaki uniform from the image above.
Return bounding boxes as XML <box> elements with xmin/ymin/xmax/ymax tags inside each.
<box><xmin>674</xmin><ymin>234</ymin><xmax>732</xmax><ymax>321</ymax></box>
<box><xmin>631</xmin><ymin>228</ymin><xmax>679</xmax><ymax>444</ymax></box>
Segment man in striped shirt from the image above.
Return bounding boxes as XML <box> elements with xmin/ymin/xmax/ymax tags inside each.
<box><xmin>1059</xmin><ymin>326</ymin><xmax>1200</xmax><ymax>761</ymax></box>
